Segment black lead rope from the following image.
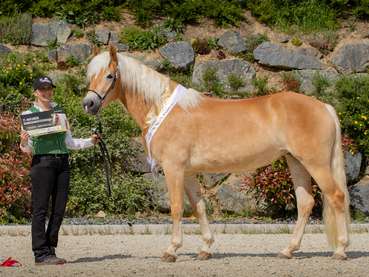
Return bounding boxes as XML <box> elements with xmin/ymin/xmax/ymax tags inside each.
<box><xmin>92</xmin><ymin>116</ymin><xmax>112</xmax><ymax>197</ymax></box>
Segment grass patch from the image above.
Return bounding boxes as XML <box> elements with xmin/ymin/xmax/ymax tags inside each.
<box><xmin>0</xmin><ymin>13</ymin><xmax>32</xmax><ymax>45</ymax></box>
<box><xmin>120</xmin><ymin>26</ymin><xmax>167</xmax><ymax>51</ymax></box>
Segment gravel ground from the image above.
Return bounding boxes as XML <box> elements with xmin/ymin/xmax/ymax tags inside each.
<box><xmin>1</xmin><ymin>234</ymin><xmax>369</xmax><ymax>277</ymax></box>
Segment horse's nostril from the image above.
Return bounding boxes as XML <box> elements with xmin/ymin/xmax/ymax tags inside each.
<box><xmin>88</xmin><ymin>101</ymin><xmax>94</xmax><ymax>107</ymax></box>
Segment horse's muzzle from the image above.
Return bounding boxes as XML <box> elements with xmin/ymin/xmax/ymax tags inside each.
<box><xmin>82</xmin><ymin>93</ymin><xmax>101</xmax><ymax>115</ymax></box>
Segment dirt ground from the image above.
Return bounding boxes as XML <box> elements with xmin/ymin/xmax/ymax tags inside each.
<box><xmin>1</xmin><ymin>234</ymin><xmax>369</xmax><ymax>277</ymax></box>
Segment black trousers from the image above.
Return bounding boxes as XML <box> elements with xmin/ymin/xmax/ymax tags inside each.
<box><xmin>30</xmin><ymin>154</ymin><xmax>70</xmax><ymax>259</ymax></box>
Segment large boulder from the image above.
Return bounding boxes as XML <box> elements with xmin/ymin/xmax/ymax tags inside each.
<box><xmin>31</xmin><ymin>23</ymin><xmax>54</xmax><ymax>46</ymax></box>
<box><xmin>217</xmin><ymin>31</ymin><xmax>247</xmax><ymax>54</ymax></box>
<box><xmin>192</xmin><ymin>59</ymin><xmax>255</xmax><ymax>93</ymax></box>
<box><xmin>32</xmin><ymin>20</ymin><xmax>71</xmax><ymax>46</ymax></box>
<box><xmin>143</xmin><ymin>173</ymin><xmax>192</xmax><ymax>214</ymax></box>
<box><xmin>253</xmin><ymin>42</ymin><xmax>325</xmax><ymax>70</ymax></box>
<box><xmin>294</xmin><ymin>68</ymin><xmax>339</xmax><ymax>95</ymax></box>
<box><xmin>49</xmin><ymin>20</ymin><xmax>71</xmax><ymax>44</ymax></box>
<box><xmin>331</xmin><ymin>41</ymin><xmax>369</xmax><ymax>74</ymax></box>
<box><xmin>159</xmin><ymin>41</ymin><xmax>195</xmax><ymax>70</ymax></box>
<box><xmin>95</xmin><ymin>28</ymin><xmax>110</xmax><ymax>45</ymax></box>
<box><xmin>57</xmin><ymin>43</ymin><xmax>92</xmax><ymax>63</ymax></box>
<box><xmin>345</xmin><ymin>150</ymin><xmax>362</xmax><ymax>183</ymax></box>
<box><xmin>125</xmin><ymin>137</ymin><xmax>150</xmax><ymax>173</ymax></box>
<box><xmin>216</xmin><ymin>174</ymin><xmax>257</xmax><ymax>214</ymax></box>
<box><xmin>349</xmin><ymin>176</ymin><xmax>369</xmax><ymax>215</ymax></box>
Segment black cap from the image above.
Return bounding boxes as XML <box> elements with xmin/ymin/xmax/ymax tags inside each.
<box><xmin>33</xmin><ymin>76</ymin><xmax>56</xmax><ymax>90</ymax></box>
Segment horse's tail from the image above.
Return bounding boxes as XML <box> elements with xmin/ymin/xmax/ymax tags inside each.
<box><xmin>324</xmin><ymin>104</ymin><xmax>350</xmax><ymax>249</ymax></box>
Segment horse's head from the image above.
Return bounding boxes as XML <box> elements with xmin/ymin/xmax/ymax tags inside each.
<box><xmin>83</xmin><ymin>45</ymin><xmax>120</xmax><ymax>115</ymax></box>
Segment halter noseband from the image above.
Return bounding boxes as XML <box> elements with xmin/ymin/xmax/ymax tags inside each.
<box><xmin>88</xmin><ymin>70</ymin><xmax>119</xmax><ymax>103</ymax></box>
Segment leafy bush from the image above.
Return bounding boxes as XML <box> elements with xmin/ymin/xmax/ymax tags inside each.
<box><xmin>0</xmin><ymin>52</ymin><xmax>52</xmax><ymax>113</ymax></box>
<box><xmin>291</xmin><ymin>37</ymin><xmax>302</xmax><ymax>46</ymax></box>
<box><xmin>0</xmin><ymin>113</ymin><xmax>31</xmax><ymax>224</ymax></box>
<box><xmin>0</xmin><ymin>13</ymin><xmax>32</xmax><ymax>45</ymax></box>
<box><xmin>247</xmin><ymin>0</ymin><xmax>338</xmax><ymax>33</ymax></box>
<box><xmin>120</xmin><ymin>26</ymin><xmax>167</xmax><ymax>51</ymax></box>
<box><xmin>244</xmin><ymin>158</ymin><xmax>322</xmax><ymax>218</ymax></box>
<box><xmin>202</xmin><ymin>67</ymin><xmax>224</xmax><ymax>96</ymax></box>
<box><xmin>335</xmin><ymin>75</ymin><xmax>369</xmax><ymax>156</ymax></box>
<box><xmin>127</xmin><ymin>0</ymin><xmax>244</xmax><ymax>28</ymax></box>
<box><xmin>228</xmin><ymin>74</ymin><xmax>245</xmax><ymax>91</ymax></box>
<box><xmin>252</xmin><ymin>77</ymin><xmax>270</xmax><ymax>96</ymax></box>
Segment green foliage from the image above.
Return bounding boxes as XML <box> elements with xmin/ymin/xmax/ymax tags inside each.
<box><xmin>72</xmin><ymin>28</ymin><xmax>84</xmax><ymax>39</ymax></box>
<box><xmin>202</xmin><ymin>67</ymin><xmax>224</xmax><ymax>96</ymax></box>
<box><xmin>86</xmin><ymin>30</ymin><xmax>102</xmax><ymax>47</ymax></box>
<box><xmin>0</xmin><ymin>51</ymin><xmax>53</xmax><ymax>113</ymax></box>
<box><xmin>334</xmin><ymin>75</ymin><xmax>369</xmax><ymax>156</ymax></box>
<box><xmin>241</xmin><ymin>33</ymin><xmax>269</xmax><ymax>62</ymax></box>
<box><xmin>247</xmin><ymin>0</ymin><xmax>338</xmax><ymax>33</ymax></box>
<box><xmin>228</xmin><ymin>74</ymin><xmax>245</xmax><ymax>91</ymax></box>
<box><xmin>0</xmin><ymin>13</ymin><xmax>32</xmax><ymax>45</ymax></box>
<box><xmin>312</xmin><ymin>72</ymin><xmax>331</xmax><ymax>96</ymax></box>
<box><xmin>252</xmin><ymin>77</ymin><xmax>269</xmax><ymax>96</ymax></box>
<box><xmin>119</xmin><ymin>26</ymin><xmax>167</xmax><ymax>51</ymax></box>
<box><xmin>291</xmin><ymin>37</ymin><xmax>302</xmax><ymax>46</ymax></box>
<box><xmin>127</xmin><ymin>0</ymin><xmax>244</xmax><ymax>28</ymax></box>
<box><xmin>65</xmin><ymin>55</ymin><xmax>80</xmax><ymax>67</ymax></box>
<box><xmin>67</xmin><ymin>169</ymin><xmax>155</xmax><ymax>216</ymax></box>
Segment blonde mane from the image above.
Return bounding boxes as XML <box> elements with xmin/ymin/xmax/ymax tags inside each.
<box><xmin>87</xmin><ymin>52</ymin><xmax>202</xmax><ymax>109</ymax></box>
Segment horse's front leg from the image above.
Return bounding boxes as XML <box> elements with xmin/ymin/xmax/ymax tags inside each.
<box><xmin>161</xmin><ymin>163</ymin><xmax>185</xmax><ymax>262</ymax></box>
<box><xmin>184</xmin><ymin>175</ymin><xmax>214</xmax><ymax>260</ymax></box>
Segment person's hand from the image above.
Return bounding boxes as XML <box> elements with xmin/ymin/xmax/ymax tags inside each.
<box><xmin>20</xmin><ymin>131</ymin><xmax>29</xmax><ymax>146</ymax></box>
<box><xmin>91</xmin><ymin>134</ymin><xmax>100</xmax><ymax>145</ymax></box>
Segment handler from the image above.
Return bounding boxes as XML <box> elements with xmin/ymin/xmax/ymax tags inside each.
<box><xmin>19</xmin><ymin>76</ymin><xmax>99</xmax><ymax>265</ymax></box>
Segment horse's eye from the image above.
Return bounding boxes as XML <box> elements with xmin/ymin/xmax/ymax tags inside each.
<box><xmin>107</xmin><ymin>74</ymin><xmax>113</xmax><ymax>79</ymax></box>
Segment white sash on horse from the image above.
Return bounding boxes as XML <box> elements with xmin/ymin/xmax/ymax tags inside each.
<box><xmin>145</xmin><ymin>84</ymin><xmax>187</xmax><ymax>174</ymax></box>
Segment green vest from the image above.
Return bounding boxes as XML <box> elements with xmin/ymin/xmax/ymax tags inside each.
<box><xmin>28</xmin><ymin>105</ymin><xmax>69</xmax><ymax>155</ymax></box>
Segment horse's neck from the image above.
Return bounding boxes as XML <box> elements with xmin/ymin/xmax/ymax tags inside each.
<box><xmin>119</xmin><ymin>88</ymin><xmax>152</xmax><ymax>130</ymax></box>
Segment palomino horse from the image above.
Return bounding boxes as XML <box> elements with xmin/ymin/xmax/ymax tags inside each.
<box><xmin>83</xmin><ymin>46</ymin><xmax>350</xmax><ymax>262</ymax></box>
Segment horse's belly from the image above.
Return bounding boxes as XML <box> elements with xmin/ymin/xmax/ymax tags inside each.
<box><xmin>188</xmin><ymin>144</ymin><xmax>285</xmax><ymax>173</ymax></box>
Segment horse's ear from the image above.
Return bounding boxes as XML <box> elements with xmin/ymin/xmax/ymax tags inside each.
<box><xmin>92</xmin><ymin>46</ymin><xmax>100</xmax><ymax>57</ymax></box>
<box><xmin>109</xmin><ymin>44</ymin><xmax>118</xmax><ymax>66</ymax></box>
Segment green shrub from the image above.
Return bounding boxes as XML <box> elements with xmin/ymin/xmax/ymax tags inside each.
<box><xmin>0</xmin><ymin>52</ymin><xmax>52</xmax><ymax>113</ymax></box>
<box><xmin>241</xmin><ymin>33</ymin><xmax>269</xmax><ymax>62</ymax></box>
<box><xmin>312</xmin><ymin>72</ymin><xmax>331</xmax><ymax>96</ymax></box>
<box><xmin>0</xmin><ymin>13</ymin><xmax>32</xmax><ymax>45</ymax></box>
<box><xmin>72</xmin><ymin>28</ymin><xmax>84</xmax><ymax>38</ymax></box>
<box><xmin>119</xmin><ymin>26</ymin><xmax>167</xmax><ymax>50</ymax></box>
<box><xmin>228</xmin><ymin>74</ymin><xmax>245</xmax><ymax>91</ymax></box>
<box><xmin>247</xmin><ymin>0</ymin><xmax>338</xmax><ymax>33</ymax></box>
<box><xmin>252</xmin><ymin>77</ymin><xmax>269</xmax><ymax>96</ymax></box>
<box><xmin>202</xmin><ymin>67</ymin><xmax>224</xmax><ymax>96</ymax></box>
<box><xmin>291</xmin><ymin>37</ymin><xmax>303</xmax><ymax>46</ymax></box>
<box><xmin>335</xmin><ymin>75</ymin><xmax>369</xmax><ymax>156</ymax></box>
<box><xmin>127</xmin><ymin>0</ymin><xmax>244</xmax><ymax>28</ymax></box>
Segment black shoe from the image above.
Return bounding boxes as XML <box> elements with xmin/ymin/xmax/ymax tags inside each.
<box><xmin>35</xmin><ymin>255</ymin><xmax>66</xmax><ymax>265</ymax></box>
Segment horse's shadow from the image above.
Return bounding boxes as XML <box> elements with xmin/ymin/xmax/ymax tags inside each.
<box><xmin>203</xmin><ymin>251</ymin><xmax>369</xmax><ymax>260</ymax></box>
<box><xmin>69</xmin><ymin>254</ymin><xmax>131</xmax><ymax>264</ymax></box>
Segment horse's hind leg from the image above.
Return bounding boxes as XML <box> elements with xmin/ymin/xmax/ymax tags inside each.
<box><xmin>279</xmin><ymin>155</ymin><xmax>314</xmax><ymax>259</ymax></box>
<box><xmin>184</xmin><ymin>175</ymin><xmax>214</xmax><ymax>260</ymax></box>
<box><xmin>161</xmin><ymin>163</ymin><xmax>185</xmax><ymax>262</ymax></box>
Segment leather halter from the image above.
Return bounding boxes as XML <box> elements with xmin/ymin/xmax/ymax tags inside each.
<box><xmin>88</xmin><ymin>70</ymin><xmax>120</xmax><ymax>104</ymax></box>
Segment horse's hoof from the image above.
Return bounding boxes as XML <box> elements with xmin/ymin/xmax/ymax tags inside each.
<box><xmin>197</xmin><ymin>251</ymin><xmax>212</xmax><ymax>260</ymax></box>
<box><xmin>332</xmin><ymin>253</ymin><xmax>347</xmax><ymax>260</ymax></box>
<box><xmin>277</xmin><ymin>252</ymin><xmax>292</xmax><ymax>259</ymax></box>
<box><xmin>161</xmin><ymin>252</ymin><xmax>177</xmax><ymax>263</ymax></box>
